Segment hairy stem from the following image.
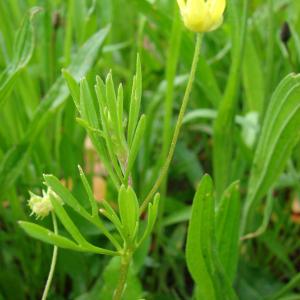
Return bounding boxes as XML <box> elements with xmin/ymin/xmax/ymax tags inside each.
<box><xmin>140</xmin><ymin>33</ymin><xmax>202</xmax><ymax>214</ymax></box>
<box><xmin>41</xmin><ymin>213</ymin><xmax>58</xmax><ymax>300</ymax></box>
<box><xmin>113</xmin><ymin>249</ymin><xmax>133</xmax><ymax>300</ymax></box>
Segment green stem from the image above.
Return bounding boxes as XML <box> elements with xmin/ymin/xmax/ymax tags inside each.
<box><xmin>140</xmin><ymin>33</ymin><xmax>202</xmax><ymax>214</ymax></box>
<box><xmin>113</xmin><ymin>249</ymin><xmax>133</xmax><ymax>300</ymax></box>
<box><xmin>41</xmin><ymin>213</ymin><xmax>58</xmax><ymax>300</ymax></box>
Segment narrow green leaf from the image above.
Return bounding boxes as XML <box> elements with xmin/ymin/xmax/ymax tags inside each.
<box><xmin>95</xmin><ymin>79</ymin><xmax>125</xmax><ymax>183</ymax></box>
<box><xmin>242</xmin><ymin>34</ymin><xmax>265</xmax><ymax>113</ymax></box>
<box><xmin>135</xmin><ymin>54</ymin><xmax>142</xmax><ymax>114</ymax></box>
<box><xmin>124</xmin><ymin>115</ymin><xmax>146</xmax><ymax>183</ymax></box>
<box><xmin>127</xmin><ymin>55</ymin><xmax>142</xmax><ymax>147</ymax></box>
<box><xmin>95</xmin><ymin>75</ymin><xmax>107</xmax><ymax>106</ymax></box>
<box><xmin>101</xmin><ymin>200</ymin><xmax>122</xmax><ymax>229</ymax></box>
<box><xmin>242</xmin><ymin>74</ymin><xmax>300</xmax><ymax>234</ymax></box>
<box><xmin>0</xmin><ymin>8</ymin><xmax>40</xmax><ymax>105</ymax></box>
<box><xmin>62</xmin><ymin>69</ymin><xmax>80</xmax><ymax>111</ymax></box>
<box><xmin>127</xmin><ymin>76</ymin><xmax>137</xmax><ymax>147</ymax></box>
<box><xmin>82</xmin><ymin>99</ymin><xmax>121</xmax><ymax>187</ymax></box>
<box><xmin>105</xmin><ymin>72</ymin><xmax>119</xmax><ymax>136</ymax></box>
<box><xmin>137</xmin><ymin>193</ymin><xmax>159</xmax><ymax>247</ymax></box>
<box><xmin>20</xmin><ymin>218</ymin><xmax>117</xmax><ymax>256</ymax></box>
<box><xmin>118</xmin><ymin>185</ymin><xmax>139</xmax><ymax>241</ymax></box>
<box><xmin>101</xmin><ymin>200</ymin><xmax>124</xmax><ymax>237</ymax></box>
<box><xmin>50</xmin><ymin>195</ymin><xmax>90</xmax><ymax>246</ymax></box>
<box><xmin>44</xmin><ymin>174</ymin><xmax>121</xmax><ymax>251</ymax></box>
<box><xmin>19</xmin><ymin>221</ymin><xmax>83</xmax><ymax>251</ymax></box>
<box><xmin>76</xmin><ymin>117</ymin><xmax>104</xmax><ymax>137</ymax></box>
<box><xmin>44</xmin><ymin>174</ymin><xmax>91</xmax><ymax>220</ymax></box>
<box><xmin>117</xmin><ymin>83</ymin><xmax>126</xmax><ymax>146</ymax></box>
<box><xmin>80</xmin><ymin>78</ymin><xmax>99</xmax><ymax>129</ymax></box>
<box><xmin>216</xmin><ymin>181</ymin><xmax>240</xmax><ymax>283</ymax></box>
<box><xmin>78</xmin><ymin>165</ymin><xmax>98</xmax><ymax>217</ymax></box>
<box><xmin>117</xmin><ymin>84</ymin><xmax>124</xmax><ymax>130</ymax></box>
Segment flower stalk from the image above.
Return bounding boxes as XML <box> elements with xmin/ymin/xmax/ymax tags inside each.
<box><xmin>41</xmin><ymin>212</ymin><xmax>58</xmax><ymax>300</ymax></box>
<box><xmin>140</xmin><ymin>33</ymin><xmax>203</xmax><ymax>214</ymax></box>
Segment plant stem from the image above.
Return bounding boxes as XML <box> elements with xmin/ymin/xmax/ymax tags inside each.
<box><xmin>113</xmin><ymin>249</ymin><xmax>133</xmax><ymax>300</ymax></box>
<box><xmin>41</xmin><ymin>213</ymin><xmax>58</xmax><ymax>300</ymax></box>
<box><xmin>140</xmin><ymin>33</ymin><xmax>202</xmax><ymax>214</ymax></box>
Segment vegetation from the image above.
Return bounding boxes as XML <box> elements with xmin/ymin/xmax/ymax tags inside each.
<box><xmin>1</xmin><ymin>0</ymin><xmax>300</xmax><ymax>299</ymax></box>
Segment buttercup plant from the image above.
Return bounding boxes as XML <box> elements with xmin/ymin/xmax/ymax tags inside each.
<box><xmin>20</xmin><ymin>57</ymin><xmax>160</xmax><ymax>299</ymax></box>
<box><xmin>3</xmin><ymin>0</ymin><xmax>300</xmax><ymax>299</ymax></box>
<box><xmin>19</xmin><ymin>2</ymin><xmax>227</xmax><ymax>299</ymax></box>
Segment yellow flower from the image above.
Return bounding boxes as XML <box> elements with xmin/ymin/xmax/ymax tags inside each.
<box><xmin>177</xmin><ymin>0</ymin><xmax>226</xmax><ymax>33</ymax></box>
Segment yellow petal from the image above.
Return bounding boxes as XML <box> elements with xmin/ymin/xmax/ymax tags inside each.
<box><xmin>209</xmin><ymin>0</ymin><xmax>226</xmax><ymax>21</ymax></box>
<box><xmin>187</xmin><ymin>0</ymin><xmax>205</xmax><ymax>12</ymax></box>
<box><xmin>177</xmin><ymin>0</ymin><xmax>186</xmax><ymax>12</ymax></box>
<box><xmin>184</xmin><ymin>0</ymin><xmax>207</xmax><ymax>32</ymax></box>
<box><xmin>207</xmin><ymin>15</ymin><xmax>223</xmax><ymax>32</ymax></box>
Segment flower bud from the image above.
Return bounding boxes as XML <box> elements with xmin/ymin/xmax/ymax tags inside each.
<box><xmin>177</xmin><ymin>0</ymin><xmax>226</xmax><ymax>33</ymax></box>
